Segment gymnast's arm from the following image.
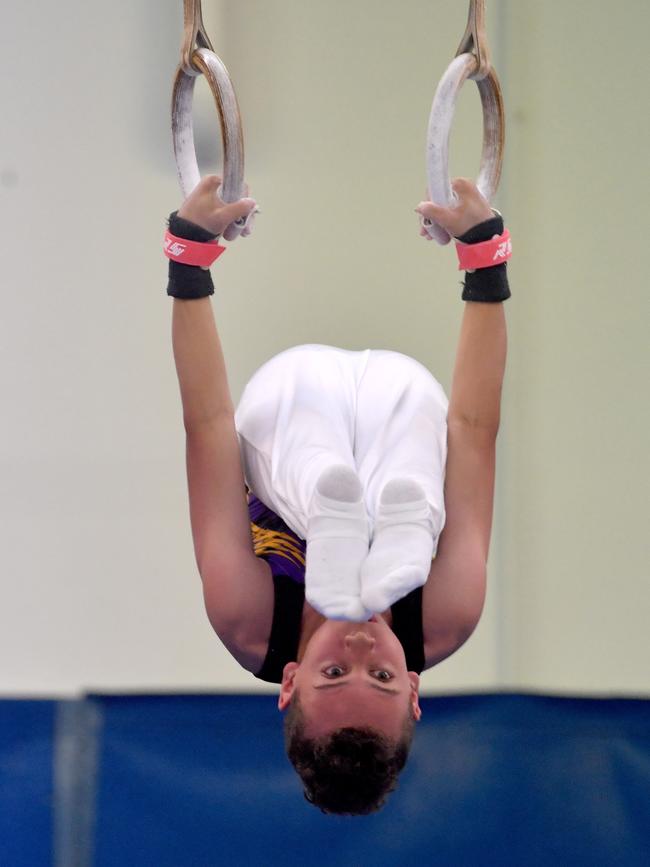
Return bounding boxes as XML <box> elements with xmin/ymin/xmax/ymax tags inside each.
<box><xmin>171</xmin><ymin>177</ymin><xmax>273</xmax><ymax>645</ymax></box>
<box><xmin>418</xmin><ymin>180</ymin><xmax>507</xmax><ymax>662</ymax></box>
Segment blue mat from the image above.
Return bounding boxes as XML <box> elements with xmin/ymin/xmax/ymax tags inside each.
<box><xmin>0</xmin><ymin>701</ymin><xmax>55</xmax><ymax>867</ymax></box>
<box><xmin>1</xmin><ymin>693</ymin><xmax>648</xmax><ymax>867</ymax></box>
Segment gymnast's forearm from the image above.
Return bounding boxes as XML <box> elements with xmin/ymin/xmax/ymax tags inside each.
<box><xmin>447</xmin><ymin>301</ymin><xmax>507</xmax><ymax>434</ymax></box>
<box><xmin>172</xmin><ymin>297</ymin><xmax>235</xmax><ymax>429</ymax></box>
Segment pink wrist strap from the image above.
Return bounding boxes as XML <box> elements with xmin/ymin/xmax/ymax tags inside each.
<box><xmin>163</xmin><ymin>230</ymin><xmax>226</xmax><ymax>267</ymax></box>
<box><xmin>455</xmin><ymin>228</ymin><xmax>512</xmax><ymax>271</ymax></box>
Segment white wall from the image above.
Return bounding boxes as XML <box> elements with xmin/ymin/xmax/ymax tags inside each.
<box><xmin>498</xmin><ymin>0</ymin><xmax>650</xmax><ymax>694</ymax></box>
<box><xmin>0</xmin><ymin>1</ymin><xmax>647</xmax><ymax>697</ymax></box>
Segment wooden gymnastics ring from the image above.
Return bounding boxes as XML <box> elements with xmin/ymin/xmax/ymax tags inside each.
<box><xmin>423</xmin><ymin>4</ymin><xmax>505</xmax><ymax>245</ymax></box>
<box><xmin>171</xmin><ymin>50</ymin><xmax>245</xmax><ymax>204</ymax></box>
<box><xmin>171</xmin><ymin>1</ymin><xmax>245</xmax><ymax>215</ymax></box>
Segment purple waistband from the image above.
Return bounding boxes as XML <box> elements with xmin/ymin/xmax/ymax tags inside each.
<box><xmin>248</xmin><ymin>492</ymin><xmax>306</xmax><ymax>584</ymax></box>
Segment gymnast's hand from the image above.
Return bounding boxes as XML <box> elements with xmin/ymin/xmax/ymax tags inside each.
<box><xmin>177</xmin><ymin>175</ymin><xmax>259</xmax><ymax>241</ymax></box>
<box><xmin>416</xmin><ymin>177</ymin><xmax>493</xmax><ymax>240</ymax></box>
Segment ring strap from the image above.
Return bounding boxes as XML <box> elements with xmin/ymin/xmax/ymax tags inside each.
<box><xmin>455</xmin><ymin>228</ymin><xmax>511</xmax><ymax>270</ymax></box>
<box><xmin>163</xmin><ymin>230</ymin><xmax>226</xmax><ymax>267</ymax></box>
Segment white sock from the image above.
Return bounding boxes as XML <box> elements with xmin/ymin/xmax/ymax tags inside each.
<box><xmin>305</xmin><ymin>465</ymin><xmax>372</xmax><ymax>621</ymax></box>
<box><xmin>360</xmin><ymin>478</ymin><xmax>434</xmax><ymax>613</ymax></box>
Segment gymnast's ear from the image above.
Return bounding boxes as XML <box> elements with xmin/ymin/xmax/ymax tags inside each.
<box><xmin>407</xmin><ymin>674</ymin><xmax>423</xmax><ymax>721</ymax></box>
<box><xmin>278</xmin><ymin>663</ymin><xmax>299</xmax><ymax>711</ymax></box>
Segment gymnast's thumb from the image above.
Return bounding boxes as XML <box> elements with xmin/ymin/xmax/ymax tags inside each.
<box><xmin>219</xmin><ymin>197</ymin><xmax>257</xmax><ymax>223</ymax></box>
<box><xmin>415</xmin><ymin>201</ymin><xmax>446</xmax><ymax>221</ymax></box>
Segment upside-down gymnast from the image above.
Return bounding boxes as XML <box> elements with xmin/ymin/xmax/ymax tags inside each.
<box><xmin>165</xmin><ymin>174</ymin><xmax>510</xmax><ymax>815</ymax></box>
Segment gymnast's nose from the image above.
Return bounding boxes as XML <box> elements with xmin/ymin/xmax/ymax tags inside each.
<box><xmin>344</xmin><ymin>632</ymin><xmax>375</xmax><ymax>650</ymax></box>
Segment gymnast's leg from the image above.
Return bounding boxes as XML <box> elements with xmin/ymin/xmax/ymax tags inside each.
<box><xmin>235</xmin><ymin>345</ymin><xmax>372</xmax><ymax>620</ymax></box>
<box><xmin>353</xmin><ymin>350</ymin><xmax>449</xmax><ymax>612</ymax></box>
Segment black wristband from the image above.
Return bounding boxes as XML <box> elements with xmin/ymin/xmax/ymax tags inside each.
<box><xmin>457</xmin><ymin>212</ymin><xmax>511</xmax><ymax>303</ymax></box>
<box><xmin>166</xmin><ymin>211</ymin><xmax>220</xmax><ymax>300</ymax></box>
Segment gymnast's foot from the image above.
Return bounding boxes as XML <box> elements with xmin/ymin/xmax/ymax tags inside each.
<box><xmin>305</xmin><ymin>465</ymin><xmax>372</xmax><ymax>621</ymax></box>
<box><xmin>360</xmin><ymin>478</ymin><xmax>435</xmax><ymax>613</ymax></box>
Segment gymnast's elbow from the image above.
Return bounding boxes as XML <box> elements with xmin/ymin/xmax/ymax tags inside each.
<box><xmin>451</xmin><ymin>585</ymin><xmax>487</xmax><ymax>651</ymax></box>
<box><xmin>456</xmin><ymin>608</ymin><xmax>483</xmax><ymax>649</ymax></box>
<box><xmin>201</xmin><ymin>573</ymin><xmax>239</xmax><ymax>642</ymax></box>
<box><xmin>426</xmin><ymin>594</ymin><xmax>486</xmax><ymax>665</ymax></box>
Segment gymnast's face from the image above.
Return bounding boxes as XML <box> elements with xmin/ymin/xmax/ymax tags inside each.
<box><xmin>278</xmin><ymin>614</ymin><xmax>422</xmax><ymax>739</ymax></box>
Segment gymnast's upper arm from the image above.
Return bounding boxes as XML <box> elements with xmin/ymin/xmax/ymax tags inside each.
<box><xmin>184</xmin><ymin>413</ymin><xmax>273</xmax><ymax>639</ymax></box>
<box><xmin>421</xmin><ymin>419</ymin><xmax>496</xmax><ymax>654</ymax></box>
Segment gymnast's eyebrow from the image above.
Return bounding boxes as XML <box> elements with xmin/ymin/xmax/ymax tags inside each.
<box><xmin>313</xmin><ymin>682</ymin><xmax>400</xmax><ymax>695</ymax></box>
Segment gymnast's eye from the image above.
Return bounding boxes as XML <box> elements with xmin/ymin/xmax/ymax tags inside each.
<box><xmin>323</xmin><ymin>665</ymin><xmax>393</xmax><ymax>683</ymax></box>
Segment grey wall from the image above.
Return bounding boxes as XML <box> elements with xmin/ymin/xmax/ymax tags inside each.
<box><xmin>0</xmin><ymin>1</ymin><xmax>647</xmax><ymax>696</ymax></box>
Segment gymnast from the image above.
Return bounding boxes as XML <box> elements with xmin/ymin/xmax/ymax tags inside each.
<box><xmin>165</xmin><ymin>173</ymin><xmax>510</xmax><ymax>814</ymax></box>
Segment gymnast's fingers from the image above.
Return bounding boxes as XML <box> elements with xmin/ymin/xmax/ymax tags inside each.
<box><xmin>417</xmin><ymin>177</ymin><xmax>492</xmax><ymax>239</ymax></box>
<box><xmin>178</xmin><ymin>175</ymin><xmax>257</xmax><ymax>238</ymax></box>
<box><xmin>221</xmin><ymin>199</ymin><xmax>258</xmax><ymax>241</ymax></box>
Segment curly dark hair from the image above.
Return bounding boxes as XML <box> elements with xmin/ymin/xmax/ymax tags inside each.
<box><xmin>283</xmin><ymin>687</ymin><xmax>416</xmax><ymax>815</ymax></box>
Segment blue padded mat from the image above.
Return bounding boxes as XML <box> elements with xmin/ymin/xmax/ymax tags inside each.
<box><xmin>0</xmin><ymin>701</ymin><xmax>54</xmax><ymax>867</ymax></box>
<box><xmin>1</xmin><ymin>693</ymin><xmax>649</xmax><ymax>867</ymax></box>
<box><xmin>90</xmin><ymin>694</ymin><xmax>650</xmax><ymax>867</ymax></box>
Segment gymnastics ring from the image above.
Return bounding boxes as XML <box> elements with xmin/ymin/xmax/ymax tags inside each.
<box><xmin>171</xmin><ymin>1</ymin><xmax>245</xmax><ymax>211</ymax></box>
<box><xmin>423</xmin><ymin>1</ymin><xmax>505</xmax><ymax>245</ymax></box>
